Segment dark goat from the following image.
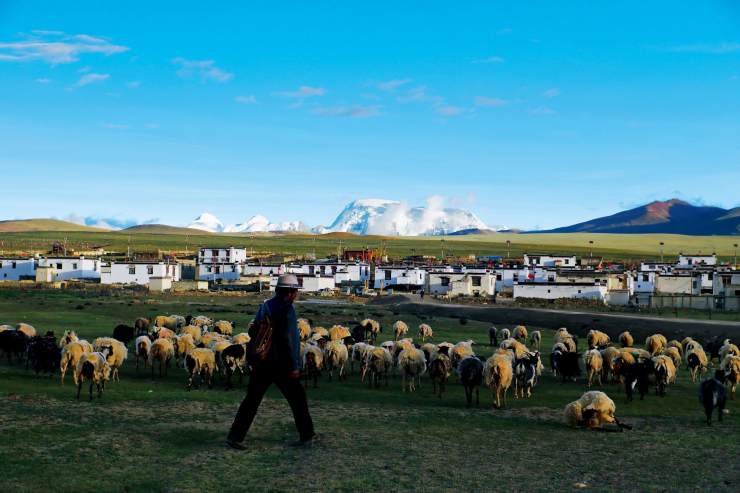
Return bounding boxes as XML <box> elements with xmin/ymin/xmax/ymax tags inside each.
<box><xmin>488</xmin><ymin>326</ymin><xmax>498</xmax><ymax>347</ymax></box>
<box><xmin>112</xmin><ymin>324</ymin><xmax>135</xmax><ymax>346</ymax></box>
<box><xmin>221</xmin><ymin>343</ymin><xmax>247</xmax><ymax>390</ymax></box>
<box><xmin>624</xmin><ymin>361</ymin><xmax>652</xmax><ymax>402</ymax></box>
<box><xmin>26</xmin><ymin>335</ymin><xmax>61</xmax><ymax>376</ymax></box>
<box><xmin>698</xmin><ymin>370</ymin><xmax>727</xmax><ymax>425</ymax></box>
<box><xmin>552</xmin><ymin>350</ymin><xmax>580</xmax><ymax>383</ymax></box>
<box><xmin>351</xmin><ymin>324</ymin><xmax>366</xmax><ymax>344</ymax></box>
<box><xmin>514</xmin><ymin>351</ymin><xmax>540</xmax><ymax>398</ymax></box>
<box><xmin>0</xmin><ymin>330</ymin><xmax>28</xmax><ymax>364</ymax></box>
<box><xmin>458</xmin><ymin>356</ymin><xmax>483</xmax><ymax>407</ymax></box>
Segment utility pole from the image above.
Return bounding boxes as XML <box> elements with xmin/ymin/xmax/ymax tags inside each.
<box><xmin>506</xmin><ymin>240</ymin><xmax>511</xmax><ymax>260</ymax></box>
<box><xmin>734</xmin><ymin>243</ymin><xmax>738</xmax><ymax>268</ymax></box>
<box><xmin>659</xmin><ymin>241</ymin><xmax>664</xmax><ymax>263</ymax></box>
<box><xmin>589</xmin><ymin>240</ymin><xmax>594</xmax><ymax>262</ymax></box>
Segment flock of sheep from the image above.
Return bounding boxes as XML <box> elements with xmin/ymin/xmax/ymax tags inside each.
<box><xmin>2</xmin><ymin>314</ymin><xmax>739</xmax><ymax>429</ymax></box>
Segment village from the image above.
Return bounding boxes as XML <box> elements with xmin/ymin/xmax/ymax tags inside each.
<box><xmin>1</xmin><ymin>244</ymin><xmax>738</xmax><ymax>312</ymax></box>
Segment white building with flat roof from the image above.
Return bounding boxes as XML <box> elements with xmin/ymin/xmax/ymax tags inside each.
<box><xmin>36</xmin><ymin>256</ymin><xmax>101</xmax><ymax>281</ymax></box>
<box><xmin>0</xmin><ymin>257</ymin><xmax>36</xmax><ymax>281</ymax></box>
<box><xmin>513</xmin><ymin>282</ymin><xmax>607</xmax><ymax>301</ymax></box>
<box><xmin>101</xmin><ymin>261</ymin><xmax>181</xmax><ymax>285</ymax></box>
<box><xmin>426</xmin><ymin>270</ymin><xmax>496</xmax><ymax>297</ymax></box>
<box><xmin>198</xmin><ymin>247</ymin><xmax>248</xmax><ymax>264</ymax></box>
<box><xmin>677</xmin><ymin>253</ymin><xmax>717</xmax><ymax>268</ymax></box>
<box><xmin>523</xmin><ymin>253</ymin><xmax>577</xmax><ymax>268</ymax></box>
<box><xmin>373</xmin><ymin>266</ymin><xmax>426</xmax><ymax>290</ymax></box>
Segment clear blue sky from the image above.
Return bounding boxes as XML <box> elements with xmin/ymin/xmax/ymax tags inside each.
<box><xmin>1</xmin><ymin>1</ymin><xmax>739</xmax><ymax>229</ymax></box>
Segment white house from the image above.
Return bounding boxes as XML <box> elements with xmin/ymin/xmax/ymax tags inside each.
<box><xmin>713</xmin><ymin>272</ymin><xmax>740</xmax><ymax>297</ymax></box>
<box><xmin>634</xmin><ymin>270</ymin><xmax>657</xmax><ymax>294</ymax></box>
<box><xmin>677</xmin><ymin>253</ymin><xmax>717</xmax><ymax>268</ymax></box>
<box><xmin>373</xmin><ymin>266</ymin><xmax>426</xmax><ymax>290</ymax></box>
<box><xmin>101</xmin><ymin>261</ymin><xmax>181</xmax><ymax>285</ymax></box>
<box><xmin>36</xmin><ymin>256</ymin><xmax>101</xmax><ymax>281</ymax></box>
<box><xmin>198</xmin><ymin>247</ymin><xmax>248</xmax><ymax>264</ymax></box>
<box><xmin>523</xmin><ymin>253</ymin><xmax>577</xmax><ymax>268</ymax></box>
<box><xmin>426</xmin><ymin>270</ymin><xmax>496</xmax><ymax>297</ymax></box>
<box><xmin>654</xmin><ymin>273</ymin><xmax>701</xmax><ymax>295</ymax></box>
<box><xmin>493</xmin><ymin>266</ymin><xmax>549</xmax><ymax>293</ymax></box>
<box><xmin>513</xmin><ymin>282</ymin><xmax>607</xmax><ymax>301</ymax></box>
<box><xmin>242</xmin><ymin>264</ymin><xmax>285</xmax><ymax>276</ymax></box>
<box><xmin>639</xmin><ymin>262</ymin><xmax>673</xmax><ymax>274</ymax></box>
<box><xmin>0</xmin><ymin>257</ymin><xmax>36</xmax><ymax>281</ymax></box>
<box><xmin>197</xmin><ymin>262</ymin><xmax>241</xmax><ymax>282</ymax></box>
<box><xmin>269</xmin><ymin>274</ymin><xmax>335</xmax><ymax>293</ymax></box>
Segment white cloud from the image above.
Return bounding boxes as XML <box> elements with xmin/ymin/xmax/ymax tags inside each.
<box><xmin>435</xmin><ymin>105</ymin><xmax>467</xmax><ymax>116</ymax></box>
<box><xmin>472</xmin><ymin>56</ymin><xmax>505</xmax><ymax>64</ymax></box>
<box><xmin>274</xmin><ymin>85</ymin><xmax>326</xmax><ymax>98</ymax></box>
<box><xmin>74</xmin><ymin>73</ymin><xmax>109</xmax><ymax>87</ymax></box>
<box><xmin>397</xmin><ymin>85</ymin><xmax>442</xmax><ymax>104</ymax></box>
<box><xmin>102</xmin><ymin>122</ymin><xmax>129</xmax><ymax>129</ymax></box>
<box><xmin>543</xmin><ymin>87</ymin><xmax>560</xmax><ymax>98</ymax></box>
<box><xmin>474</xmin><ymin>96</ymin><xmax>509</xmax><ymax>107</ymax></box>
<box><xmin>235</xmin><ymin>95</ymin><xmax>257</xmax><ymax>104</ymax></box>
<box><xmin>126</xmin><ymin>80</ymin><xmax>141</xmax><ymax>89</ymax></box>
<box><xmin>530</xmin><ymin>106</ymin><xmax>556</xmax><ymax>115</ymax></box>
<box><xmin>172</xmin><ymin>57</ymin><xmax>233</xmax><ymax>83</ymax></box>
<box><xmin>663</xmin><ymin>42</ymin><xmax>740</xmax><ymax>54</ymax></box>
<box><xmin>313</xmin><ymin>105</ymin><xmax>381</xmax><ymax>118</ymax></box>
<box><xmin>0</xmin><ymin>31</ymin><xmax>128</xmax><ymax>64</ymax></box>
<box><xmin>377</xmin><ymin>78</ymin><xmax>412</xmax><ymax>91</ymax></box>
<box><xmin>35</xmin><ymin>78</ymin><xmax>51</xmax><ymax>84</ymax></box>
<box><xmin>63</xmin><ymin>213</ymin><xmax>157</xmax><ymax>230</ymax></box>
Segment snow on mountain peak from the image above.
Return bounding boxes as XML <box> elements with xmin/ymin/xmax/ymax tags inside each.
<box><xmin>188</xmin><ymin>212</ymin><xmax>224</xmax><ymax>232</ymax></box>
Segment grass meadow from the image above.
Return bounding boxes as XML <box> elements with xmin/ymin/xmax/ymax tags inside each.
<box><xmin>0</xmin><ymin>289</ymin><xmax>738</xmax><ymax>492</ymax></box>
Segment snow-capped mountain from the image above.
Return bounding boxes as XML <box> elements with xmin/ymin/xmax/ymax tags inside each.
<box><xmin>224</xmin><ymin>215</ymin><xmax>309</xmax><ymax>233</ymax></box>
<box><xmin>187</xmin><ymin>212</ymin><xmax>224</xmax><ymax>233</ymax></box>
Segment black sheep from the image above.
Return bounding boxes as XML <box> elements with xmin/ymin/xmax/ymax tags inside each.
<box><xmin>0</xmin><ymin>330</ymin><xmax>28</xmax><ymax>365</ymax></box>
<box><xmin>221</xmin><ymin>343</ymin><xmax>247</xmax><ymax>389</ymax></box>
<box><xmin>699</xmin><ymin>370</ymin><xmax>727</xmax><ymax>425</ymax></box>
<box><xmin>624</xmin><ymin>361</ymin><xmax>652</xmax><ymax>402</ymax></box>
<box><xmin>458</xmin><ymin>356</ymin><xmax>484</xmax><ymax>407</ymax></box>
<box><xmin>552</xmin><ymin>350</ymin><xmax>580</xmax><ymax>383</ymax></box>
<box><xmin>351</xmin><ymin>325</ymin><xmax>366</xmax><ymax>344</ymax></box>
<box><xmin>112</xmin><ymin>324</ymin><xmax>135</xmax><ymax>347</ymax></box>
<box><xmin>26</xmin><ymin>335</ymin><xmax>61</xmax><ymax>376</ymax></box>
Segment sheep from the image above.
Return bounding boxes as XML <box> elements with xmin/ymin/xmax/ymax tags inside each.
<box><xmin>297</xmin><ymin>318</ymin><xmax>312</xmax><ymax>341</ymax></box>
<box><xmin>624</xmin><ymin>360</ymin><xmax>652</xmax><ymax>402</ymax></box>
<box><xmin>185</xmin><ymin>348</ymin><xmax>217</xmax><ymax>390</ymax></box>
<box><xmin>112</xmin><ymin>324</ymin><xmax>135</xmax><ymax>347</ymax></box>
<box><xmin>436</xmin><ymin>341</ymin><xmax>454</xmax><ymax>357</ymax></box>
<box><xmin>153</xmin><ymin>315</ymin><xmax>179</xmax><ymax>330</ymax></box>
<box><xmin>232</xmin><ymin>332</ymin><xmax>250</xmax><ymax>345</ymax></box>
<box><xmin>619</xmin><ymin>331</ymin><xmax>634</xmax><ymax>348</ymax></box>
<box><xmin>450</xmin><ymin>340</ymin><xmax>476</xmax><ymax>369</ymax></box>
<box><xmin>92</xmin><ymin>337</ymin><xmax>128</xmax><ymax>382</ymax></box>
<box><xmin>26</xmin><ymin>334</ymin><xmax>61</xmax><ymax>377</ymax></box>
<box><xmin>200</xmin><ymin>331</ymin><xmax>226</xmax><ymax>348</ymax></box>
<box><xmin>699</xmin><ymin>370</ymin><xmax>727</xmax><ymax>425</ymax></box>
<box><xmin>645</xmin><ymin>334</ymin><xmax>668</xmax><ymax>356</ymax></box>
<box><xmin>179</xmin><ymin>325</ymin><xmax>202</xmax><ymax>344</ymax></box>
<box><xmin>551</xmin><ymin>346</ymin><xmax>580</xmax><ymax>383</ymax></box>
<box><xmin>0</xmin><ymin>329</ymin><xmax>27</xmax><ymax>364</ymax></box>
<box><xmin>600</xmin><ymin>346</ymin><xmax>621</xmax><ymax>383</ymax></box>
<box><xmin>529</xmin><ymin>330</ymin><xmax>541</xmax><ymax>351</ymax></box>
<box><xmin>154</xmin><ymin>326</ymin><xmax>176</xmax><ymax>341</ymax></box>
<box><xmin>721</xmin><ymin>355</ymin><xmax>740</xmax><ymax>399</ymax></box>
<box><xmin>513</xmin><ymin>325</ymin><xmax>528</xmax><ymax>342</ymax></box>
<box><xmin>350</xmin><ymin>342</ymin><xmax>371</xmax><ymax>376</ymax></box>
<box><xmin>324</xmin><ymin>340</ymin><xmax>349</xmax><ymax>381</ymax></box>
<box><xmin>686</xmin><ymin>345</ymin><xmax>709</xmax><ymax>383</ymax></box>
<box><xmin>514</xmin><ymin>351</ymin><xmax>541</xmax><ymax>398</ymax></box>
<box><xmin>420</xmin><ymin>342</ymin><xmax>438</xmax><ymax>364</ymax></box>
<box><xmin>190</xmin><ymin>315</ymin><xmax>213</xmax><ymax>328</ymax></box>
<box><xmin>499</xmin><ymin>328</ymin><xmax>511</xmax><ymax>341</ymax></box>
<box><xmin>328</xmin><ymin>325</ymin><xmax>351</xmax><ymax>342</ymax></box>
<box><xmin>361</xmin><ymin>318</ymin><xmax>381</xmax><ymax>343</ymax></box>
<box><xmin>458</xmin><ymin>356</ymin><xmax>483</xmax><ymax>406</ymax></box>
<box><xmin>500</xmin><ymin>338</ymin><xmax>528</xmax><ymax>359</ymax></box>
<box><xmin>418</xmin><ymin>323</ymin><xmax>433</xmax><ymax>342</ymax></box>
<box><xmin>134</xmin><ymin>335</ymin><xmax>152</xmax><ymax>371</ymax></box>
<box><xmin>429</xmin><ymin>353</ymin><xmax>452</xmax><ymax>399</ymax></box>
<box><xmin>484</xmin><ymin>351</ymin><xmax>513</xmax><ymax>409</ymax></box>
<box><xmin>221</xmin><ymin>343</ymin><xmax>247</xmax><ymax>389</ymax></box>
<box><xmin>59</xmin><ymin>340</ymin><xmax>93</xmax><ymax>385</ymax></box>
<box><xmin>393</xmin><ymin>320</ymin><xmax>409</xmax><ymax>341</ymax></box>
<box><xmin>398</xmin><ymin>347</ymin><xmax>426</xmax><ymax>392</ymax></box>
<box><xmin>302</xmin><ymin>344</ymin><xmax>324</xmax><ymax>388</ymax></box>
<box><xmin>149</xmin><ymin>338</ymin><xmax>175</xmax><ymax>377</ymax></box>
<box><xmin>554</xmin><ymin>328</ymin><xmax>578</xmax><ymax>352</ymax></box>
<box><xmin>652</xmin><ymin>355</ymin><xmax>676</xmax><ymax>396</ymax></box>
<box><xmin>173</xmin><ymin>334</ymin><xmax>196</xmax><ymax>367</ymax></box>
<box><xmin>667</xmin><ymin>340</ymin><xmax>683</xmax><ymax>355</ymax></box>
<box><xmin>58</xmin><ymin>330</ymin><xmax>78</xmax><ymax>348</ymax></box>
<box><xmin>661</xmin><ymin>346</ymin><xmax>682</xmax><ymax>375</ymax></box>
<box><xmin>213</xmin><ymin>320</ymin><xmax>234</xmax><ymax>336</ymax></box>
<box><xmin>719</xmin><ymin>339</ymin><xmax>740</xmax><ymax>361</ymax></box>
<box><xmin>564</xmin><ymin>391</ymin><xmax>617</xmax><ymax>429</ymax></box>
<box><xmin>584</xmin><ymin>349</ymin><xmax>603</xmax><ymax>387</ymax></box>
<box><xmin>75</xmin><ymin>351</ymin><xmax>112</xmax><ymax>401</ymax></box>
<box><xmin>134</xmin><ymin>317</ymin><xmax>150</xmax><ymax>335</ymax></box>
<box><xmin>380</xmin><ymin>340</ymin><xmax>396</xmax><ymax>356</ymax></box>
<box><xmin>210</xmin><ymin>339</ymin><xmax>233</xmax><ymax>371</ymax></box>
<box><xmin>16</xmin><ymin>323</ymin><xmax>37</xmax><ymax>339</ymax></box>
<box><xmin>488</xmin><ymin>326</ymin><xmax>498</xmax><ymax>347</ymax></box>
<box><xmin>0</xmin><ymin>324</ymin><xmax>12</xmax><ymax>333</ymax></box>
<box><xmin>587</xmin><ymin>329</ymin><xmax>610</xmax><ymax>349</ymax></box>
<box><xmin>311</xmin><ymin>326</ymin><xmax>329</xmax><ymax>340</ymax></box>
<box><xmin>365</xmin><ymin>347</ymin><xmax>392</xmax><ymax>388</ymax></box>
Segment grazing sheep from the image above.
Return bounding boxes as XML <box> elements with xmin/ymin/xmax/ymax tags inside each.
<box><xmin>551</xmin><ymin>346</ymin><xmax>581</xmax><ymax>383</ymax></box>
<box><xmin>174</xmin><ymin>334</ymin><xmax>195</xmax><ymax>368</ymax></box>
<box><xmin>418</xmin><ymin>323</ymin><xmax>433</xmax><ymax>342</ymax></box>
<box><xmin>652</xmin><ymin>355</ymin><xmax>676</xmax><ymax>396</ymax></box>
<box><xmin>661</xmin><ymin>346</ymin><xmax>682</xmax><ymax>375</ymax></box>
<box><xmin>398</xmin><ymin>347</ymin><xmax>426</xmax><ymax>392</ymax></box>
<box><xmin>134</xmin><ymin>317</ymin><xmax>150</xmax><ymax>336</ymax></box>
<box><xmin>154</xmin><ymin>326</ymin><xmax>176</xmax><ymax>341</ymax></box>
<box><xmin>667</xmin><ymin>340</ymin><xmax>683</xmax><ymax>355</ymax></box>
<box><xmin>361</xmin><ymin>318</ymin><xmax>381</xmax><ymax>343</ymax></box>
<box><xmin>112</xmin><ymin>324</ymin><xmax>135</xmax><ymax>347</ymax></box>
<box><xmin>380</xmin><ymin>340</ymin><xmax>395</xmax><ymax>356</ymax></box>
<box><xmin>232</xmin><ymin>332</ymin><xmax>250</xmax><ymax>345</ymax></box>
<box><xmin>420</xmin><ymin>342</ymin><xmax>438</xmax><ymax>364</ymax></box>
<box><xmin>351</xmin><ymin>342</ymin><xmax>372</xmax><ymax>376</ymax></box>
<box><xmin>564</xmin><ymin>391</ymin><xmax>617</xmax><ymax>429</ymax></box>
<box><xmin>297</xmin><ymin>318</ymin><xmax>312</xmax><ymax>341</ymax></box>
<box><xmin>221</xmin><ymin>343</ymin><xmax>247</xmax><ymax>389</ymax></box>
<box><xmin>500</xmin><ymin>338</ymin><xmax>528</xmax><ymax>359</ymax></box>
<box><xmin>499</xmin><ymin>328</ymin><xmax>511</xmax><ymax>341</ymax></box>
<box><xmin>484</xmin><ymin>351</ymin><xmax>514</xmax><ymax>409</ymax></box>
<box><xmin>75</xmin><ymin>351</ymin><xmax>112</xmax><ymax>401</ymax></box>
<box><xmin>686</xmin><ymin>345</ymin><xmax>709</xmax><ymax>383</ymax></box>
<box><xmin>699</xmin><ymin>370</ymin><xmax>727</xmax><ymax>425</ymax></box>
<box><xmin>153</xmin><ymin>315</ymin><xmax>179</xmax><ymax>330</ymax></box>
<box><xmin>600</xmin><ymin>346</ymin><xmax>621</xmax><ymax>383</ymax></box>
<box><xmin>185</xmin><ymin>348</ymin><xmax>217</xmax><ymax>390</ymax></box>
<box><xmin>302</xmin><ymin>345</ymin><xmax>323</xmax><ymax>388</ymax></box>
<box><xmin>190</xmin><ymin>315</ymin><xmax>213</xmax><ymax>328</ymax></box>
<box><xmin>149</xmin><ymin>338</ymin><xmax>175</xmax><ymax>377</ymax></box>
<box><xmin>624</xmin><ymin>360</ymin><xmax>652</xmax><ymax>402</ymax></box>
<box><xmin>311</xmin><ymin>326</ymin><xmax>329</xmax><ymax>340</ymax></box>
<box><xmin>436</xmin><ymin>341</ymin><xmax>454</xmax><ymax>357</ymax></box>
<box><xmin>58</xmin><ymin>330</ymin><xmax>78</xmax><ymax>348</ymax></box>
<box><xmin>26</xmin><ymin>334</ymin><xmax>61</xmax><ymax>377</ymax></box>
<box><xmin>16</xmin><ymin>323</ymin><xmax>37</xmax><ymax>339</ymax></box>
<box><xmin>393</xmin><ymin>321</ymin><xmax>409</xmax><ymax>341</ymax></box>
<box><xmin>365</xmin><ymin>347</ymin><xmax>392</xmax><ymax>388</ymax></box>
<box><xmin>488</xmin><ymin>326</ymin><xmax>498</xmax><ymax>347</ymax></box>
<box><xmin>450</xmin><ymin>340</ymin><xmax>476</xmax><ymax>369</ymax></box>
<box><xmin>92</xmin><ymin>337</ymin><xmax>128</xmax><ymax>382</ymax></box>
<box><xmin>214</xmin><ymin>320</ymin><xmax>234</xmax><ymax>336</ymax></box>
<box><xmin>59</xmin><ymin>340</ymin><xmax>93</xmax><ymax>385</ymax></box>
<box><xmin>719</xmin><ymin>339</ymin><xmax>740</xmax><ymax>361</ymax></box>
<box><xmin>179</xmin><ymin>325</ymin><xmax>202</xmax><ymax>344</ymax></box>
<box><xmin>324</xmin><ymin>340</ymin><xmax>349</xmax><ymax>381</ymax></box>
<box><xmin>429</xmin><ymin>353</ymin><xmax>452</xmax><ymax>399</ymax></box>
<box><xmin>645</xmin><ymin>334</ymin><xmax>668</xmax><ymax>356</ymax></box>
<box><xmin>200</xmin><ymin>331</ymin><xmax>226</xmax><ymax>348</ymax></box>
<box><xmin>584</xmin><ymin>349</ymin><xmax>603</xmax><ymax>387</ymax></box>
<box><xmin>513</xmin><ymin>325</ymin><xmax>528</xmax><ymax>342</ymax></box>
<box><xmin>458</xmin><ymin>356</ymin><xmax>483</xmax><ymax>407</ymax></box>
<box><xmin>134</xmin><ymin>335</ymin><xmax>152</xmax><ymax>371</ymax></box>
<box><xmin>0</xmin><ymin>329</ymin><xmax>28</xmax><ymax>364</ymax></box>
<box><xmin>529</xmin><ymin>330</ymin><xmax>541</xmax><ymax>351</ymax></box>
<box><xmin>328</xmin><ymin>325</ymin><xmax>351</xmax><ymax>342</ymax></box>
<box><xmin>721</xmin><ymin>355</ymin><xmax>740</xmax><ymax>399</ymax></box>
<box><xmin>619</xmin><ymin>331</ymin><xmax>634</xmax><ymax>348</ymax></box>
<box><xmin>210</xmin><ymin>339</ymin><xmax>233</xmax><ymax>371</ymax></box>
<box><xmin>514</xmin><ymin>351</ymin><xmax>541</xmax><ymax>398</ymax></box>
<box><xmin>587</xmin><ymin>330</ymin><xmax>610</xmax><ymax>349</ymax></box>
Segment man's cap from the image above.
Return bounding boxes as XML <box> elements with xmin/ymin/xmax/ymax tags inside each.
<box><xmin>276</xmin><ymin>274</ymin><xmax>300</xmax><ymax>289</ymax></box>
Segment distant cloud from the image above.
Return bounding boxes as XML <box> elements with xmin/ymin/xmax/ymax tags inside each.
<box><xmin>172</xmin><ymin>57</ymin><xmax>233</xmax><ymax>83</ymax></box>
<box><xmin>74</xmin><ymin>73</ymin><xmax>110</xmax><ymax>87</ymax></box>
<box><xmin>313</xmin><ymin>105</ymin><xmax>381</xmax><ymax>118</ymax></box>
<box><xmin>398</xmin><ymin>86</ymin><xmax>442</xmax><ymax>104</ymax></box>
<box><xmin>102</xmin><ymin>122</ymin><xmax>129</xmax><ymax>129</ymax></box>
<box><xmin>472</xmin><ymin>56</ymin><xmax>505</xmax><ymax>64</ymax></box>
<box><xmin>0</xmin><ymin>31</ymin><xmax>128</xmax><ymax>64</ymax></box>
<box><xmin>235</xmin><ymin>95</ymin><xmax>257</xmax><ymax>104</ymax></box>
<box><xmin>663</xmin><ymin>42</ymin><xmax>740</xmax><ymax>54</ymax></box>
<box><xmin>543</xmin><ymin>87</ymin><xmax>560</xmax><ymax>98</ymax></box>
<box><xmin>530</xmin><ymin>106</ymin><xmax>556</xmax><ymax>115</ymax></box>
<box><xmin>377</xmin><ymin>78</ymin><xmax>412</xmax><ymax>91</ymax></box>
<box><xmin>35</xmin><ymin>77</ymin><xmax>51</xmax><ymax>84</ymax></box>
<box><xmin>435</xmin><ymin>105</ymin><xmax>467</xmax><ymax>116</ymax></box>
<box><xmin>274</xmin><ymin>85</ymin><xmax>326</xmax><ymax>98</ymax></box>
<box><xmin>474</xmin><ymin>96</ymin><xmax>509</xmax><ymax>107</ymax></box>
<box><xmin>64</xmin><ymin>213</ymin><xmax>158</xmax><ymax>230</ymax></box>
<box><xmin>126</xmin><ymin>80</ymin><xmax>141</xmax><ymax>89</ymax></box>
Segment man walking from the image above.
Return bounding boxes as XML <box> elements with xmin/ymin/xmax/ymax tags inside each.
<box><xmin>226</xmin><ymin>274</ymin><xmax>316</xmax><ymax>449</ymax></box>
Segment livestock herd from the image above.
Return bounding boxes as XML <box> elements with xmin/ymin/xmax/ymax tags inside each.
<box><xmin>1</xmin><ymin>314</ymin><xmax>739</xmax><ymax>429</ymax></box>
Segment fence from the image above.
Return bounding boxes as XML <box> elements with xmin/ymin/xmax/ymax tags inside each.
<box><xmin>649</xmin><ymin>294</ymin><xmax>739</xmax><ymax>312</ymax></box>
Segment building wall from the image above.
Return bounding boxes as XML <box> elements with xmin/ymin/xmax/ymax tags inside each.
<box><xmin>373</xmin><ymin>268</ymin><xmax>426</xmax><ymax>289</ymax></box>
<box><xmin>513</xmin><ymin>283</ymin><xmax>607</xmax><ymax>301</ymax></box>
<box><xmin>655</xmin><ymin>275</ymin><xmax>699</xmax><ymax>295</ymax></box>
<box><xmin>101</xmin><ymin>263</ymin><xmax>181</xmax><ymax>285</ymax></box>
<box><xmin>0</xmin><ymin>258</ymin><xmax>36</xmax><ymax>281</ymax></box>
<box><xmin>197</xmin><ymin>263</ymin><xmax>240</xmax><ymax>281</ymax></box>
<box><xmin>38</xmin><ymin>257</ymin><xmax>101</xmax><ymax>281</ymax></box>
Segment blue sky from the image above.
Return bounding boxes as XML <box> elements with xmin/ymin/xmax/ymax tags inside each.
<box><xmin>1</xmin><ymin>1</ymin><xmax>739</xmax><ymax>230</ymax></box>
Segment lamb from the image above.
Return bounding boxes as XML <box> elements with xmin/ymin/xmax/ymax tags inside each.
<box><xmin>92</xmin><ymin>337</ymin><xmax>128</xmax><ymax>382</ymax></box>
<box><xmin>564</xmin><ymin>391</ymin><xmax>617</xmax><ymax>429</ymax></box>
<box><xmin>719</xmin><ymin>339</ymin><xmax>740</xmax><ymax>361</ymax></box>
<box><xmin>134</xmin><ymin>335</ymin><xmax>152</xmax><ymax>371</ymax></box>
<box><xmin>514</xmin><ymin>351</ymin><xmax>541</xmax><ymax>398</ymax></box>
<box><xmin>484</xmin><ymin>351</ymin><xmax>513</xmax><ymax>409</ymax></box>
<box><xmin>16</xmin><ymin>323</ymin><xmax>37</xmax><ymax>339</ymax></box>
<box><xmin>149</xmin><ymin>338</ymin><xmax>175</xmax><ymax>377</ymax></box>
<box><xmin>619</xmin><ymin>331</ymin><xmax>634</xmax><ymax>348</ymax></box>
<box><xmin>213</xmin><ymin>320</ymin><xmax>234</xmax><ymax>336</ymax></box>
<box><xmin>686</xmin><ymin>344</ymin><xmax>709</xmax><ymax>383</ymax></box>
<box><xmin>365</xmin><ymin>347</ymin><xmax>392</xmax><ymax>388</ymax></box>
<box><xmin>75</xmin><ymin>351</ymin><xmax>112</xmax><ymax>401</ymax></box>
<box><xmin>720</xmin><ymin>355</ymin><xmax>740</xmax><ymax>399</ymax></box>
<box><xmin>232</xmin><ymin>332</ymin><xmax>250</xmax><ymax>345</ymax></box>
<box><xmin>398</xmin><ymin>347</ymin><xmax>426</xmax><ymax>392</ymax></box>
<box><xmin>450</xmin><ymin>340</ymin><xmax>476</xmax><ymax>368</ymax></box>
<box><xmin>58</xmin><ymin>330</ymin><xmax>78</xmax><ymax>348</ymax></box>
<box><xmin>297</xmin><ymin>318</ymin><xmax>312</xmax><ymax>341</ymax></box>
<box><xmin>324</xmin><ymin>340</ymin><xmax>349</xmax><ymax>381</ymax></box>
<box><xmin>645</xmin><ymin>334</ymin><xmax>668</xmax><ymax>356</ymax></box>
<box><xmin>221</xmin><ymin>343</ymin><xmax>247</xmax><ymax>389</ymax></box>
<box><xmin>429</xmin><ymin>353</ymin><xmax>452</xmax><ymax>399</ymax></box>
<box><xmin>59</xmin><ymin>340</ymin><xmax>93</xmax><ymax>385</ymax></box>
<box><xmin>458</xmin><ymin>356</ymin><xmax>483</xmax><ymax>406</ymax></box>
<box><xmin>418</xmin><ymin>323</ymin><xmax>433</xmax><ymax>342</ymax></box>
<box><xmin>179</xmin><ymin>325</ymin><xmax>202</xmax><ymax>344</ymax></box>
<box><xmin>587</xmin><ymin>329</ymin><xmax>610</xmax><ymax>349</ymax></box>
<box><xmin>112</xmin><ymin>324</ymin><xmax>135</xmax><ymax>347</ymax></box>
<box><xmin>529</xmin><ymin>330</ymin><xmax>541</xmax><ymax>351</ymax></box>
<box><xmin>512</xmin><ymin>325</ymin><xmax>528</xmax><ymax>342</ymax></box>
<box><xmin>499</xmin><ymin>328</ymin><xmax>511</xmax><ymax>341</ymax></box>
<box><xmin>584</xmin><ymin>349</ymin><xmax>603</xmax><ymax>387</ymax></box>
<box><xmin>393</xmin><ymin>320</ymin><xmax>409</xmax><ymax>340</ymax></box>
<box><xmin>302</xmin><ymin>344</ymin><xmax>324</xmax><ymax>388</ymax></box>
<box><xmin>361</xmin><ymin>318</ymin><xmax>381</xmax><ymax>343</ymax></box>
<box><xmin>699</xmin><ymin>370</ymin><xmax>727</xmax><ymax>425</ymax></box>
<box><xmin>134</xmin><ymin>317</ymin><xmax>150</xmax><ymax>335</ymax></box>
<box><xmin>328</xmin><ymin>325</ymin><xmax>351</xmax><ymax>342</ymax></box>
<box><xmin>652</xmin><ymin>355</ymin><xmax>676</xmax><ymax>396</ymax></box>
<box><xmin>185</xmin><ymin>348</ymin><xmax>217</xmax><ymax>390</ymax></box>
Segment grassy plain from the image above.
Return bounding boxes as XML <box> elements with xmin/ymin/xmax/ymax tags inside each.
<box><xmin>0</xmin><ymin>289</ymin><xmax>738</xmax><ymax>492</ymax></box>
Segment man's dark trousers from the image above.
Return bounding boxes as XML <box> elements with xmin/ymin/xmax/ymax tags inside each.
<box><xmin>228</xmin><ymin>365</ymin><xmax>314</xmax><ymax>442</ymax></box>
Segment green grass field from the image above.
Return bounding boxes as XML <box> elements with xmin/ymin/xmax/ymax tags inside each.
<box><xmin>1</xmin><ymin>230</ymin><xmax>739</xmax><ymax>262</ymax></box>
<box><xmin>0</xmin><ymin>289</ymin><xmax>738</xmax><ymax>492</ymax></box>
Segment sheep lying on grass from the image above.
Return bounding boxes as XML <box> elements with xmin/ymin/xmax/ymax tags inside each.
<box><xmin>564</xmin><ymin>391</ymin><xmax>626</xmax><ymax>431</ymax></box>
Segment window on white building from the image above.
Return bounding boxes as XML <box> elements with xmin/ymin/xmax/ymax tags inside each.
<box><xmin>129</xmin><ymin>266</ymin><xmax>136</xmax><ymax>275</ymax></box>
<box><xmin>472</xmin><ymin>276</ymin><xmax>481</xmax><ymax>287</ymax></box>
<box><xmin>147</xmin><ymin>266</ymin><xmax>154</xmax><ymax>275</ymax></box>
<box><xmin>72</xmin><ymin>263</ymin><xmax>78</xmax><ymax>269</ymax></box>
<box><xmin>56</xmin><ymin>263</ymin><xmax>63</xmax><ymax>269</ymax></box>
<box><xmin>441</xmin><ymin>276</ymin><xmax>450</xmax><ymax>287</ymax></box>
<box><xmin>385</xmin><ymin>270</ymin><xmax>391</xmax><ymax>281</ymax></box>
